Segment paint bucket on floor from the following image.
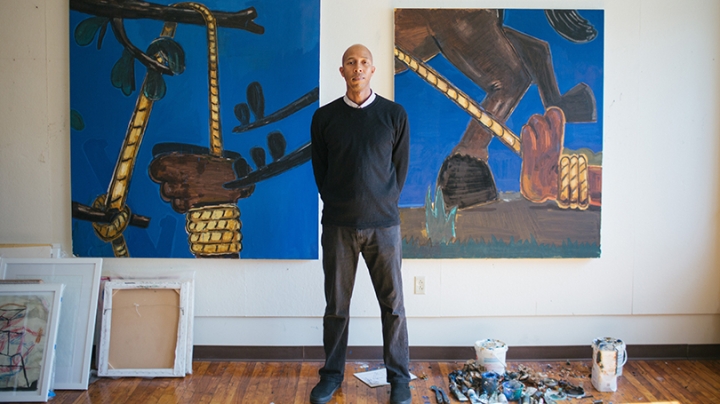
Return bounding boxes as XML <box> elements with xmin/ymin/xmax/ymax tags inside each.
<box><xmin>474</xmin><ymin>339</ymin><xmax>508</xmax><ymax>374</ymax></box>
<box><xmin>591</xmin><ymin>337</ymin><xmax>627</xmax><ymax>392</ymax></box>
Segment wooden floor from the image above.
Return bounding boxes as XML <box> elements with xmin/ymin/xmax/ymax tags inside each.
<box><xmin>39</xmin><ymin>360</ymin><xmax>720</xmax><ymax>404</ymax></box>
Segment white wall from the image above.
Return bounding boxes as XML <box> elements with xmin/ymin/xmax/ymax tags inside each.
<box><xmin>1</xmin><ymin>0</ymin><xmax>719</xmax><ymax>349</ymax></box>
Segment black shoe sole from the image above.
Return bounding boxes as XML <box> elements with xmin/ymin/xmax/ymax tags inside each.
<box><xmin>310</xmin><ymin>385</ymin><xmax>340</xmax><ymax>404</ymax></box>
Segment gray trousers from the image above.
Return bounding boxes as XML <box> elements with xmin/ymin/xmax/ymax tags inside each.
<box><xmin>319</xmin><ymin>224</ymin><xmax>411</xmax><ymax>384</ymax></box>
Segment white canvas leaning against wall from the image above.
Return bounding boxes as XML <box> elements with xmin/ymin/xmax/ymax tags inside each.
<box><xmin>0</xmin><ymin>244</ymin><xmax>63</xmax><ymax>259</ymax></box>
<box><xmin>0</xmin><ymin>283</ymin><xmax>64</xmax><ymax>403</ymax></box>
<box><xmin>0</xmin><ymin>258</ymin><xmax>103</xmax><ymax>391</ymax></box>
<box><xmin>98</xmin><ymin>280</ymin><xmax>191</xmax><ymax>378</ymax></box>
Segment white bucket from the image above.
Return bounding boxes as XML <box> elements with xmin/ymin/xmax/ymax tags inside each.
<box><xmin>591</xmin><ymin>337</ymin><xmax>627</xmax><ymax>392</ymax></box>
<box><xmin>591</xmin><ymin>364</ymin><xmax>618</xmax><ymax>392</ymax></box>
<box><xmin>474</xmin><ymin>339</ymin><xmax>508</xmax><ymax>374</ymax></box>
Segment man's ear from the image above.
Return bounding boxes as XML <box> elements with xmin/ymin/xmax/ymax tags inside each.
<box><xmin>339</xmin><ymin>66</ymin><xmax>344</xmax><ymax>77</ymax></box>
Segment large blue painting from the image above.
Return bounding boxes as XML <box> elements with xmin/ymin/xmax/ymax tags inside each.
<box><xmin>395</xmin><ymin>9</ymin><xmax>604</xmax><ymax>258</ymax></box>
<box><xmin>70</xmin><ymin>0</ymin><xmax>319</xmax><ymax>259</ymax></box>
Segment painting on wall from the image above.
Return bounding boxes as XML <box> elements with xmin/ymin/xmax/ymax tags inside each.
<box><xmin>69</xmin><ymin>0</ymin><xmax>319</xmax><ymax>259</ymax></box>
<box><xmin>395</xmin><ymin>8</ymin><xmax>604</xmax><ymax>258</ymax></box>
<box><xmin>0</xmin><ymin>284</ymin><xmax>63</xmax><ymax>402</ymax></box>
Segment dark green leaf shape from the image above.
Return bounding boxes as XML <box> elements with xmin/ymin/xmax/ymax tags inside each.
<box><xmin>250</xmin><ymin>147</ymin><xmax>266</xmax><ymax>168</ymax></box>
<box><xmin>74</xmin><ymin>17</ymin><xmax>109</xmax><ymax>46</ymax></box>
<box><xmin>144</xmin><ymin>70</ymin><xmax>167</xmax><ymax>101</ymax></box>
<box><xmin>111</xmin><ymin>49</ymin><xmax>136</xmax><ymax>96</ymax></box>
<box><xmin>234</xmin><ymin>103</ymin><xmax>250</xmax><ymax>125</ymax></box>
<box><xmin>247</xmin><ymin>81</ymin><xmax>265</xmax><ymax>119</ymax></box>
<box><xmin>146</xmin><ymin>38</ymin><xmax>186</xmax><ymax>75</ymax></box>
<box><xmin>267</xmin><ymin>131</ymin><xmax>286</xmax><ymax>161</ymax></box>
<box><xmin>70</xmin><ymin>109</ymin><xmax>85</xmax><ymax>131</ymax></box>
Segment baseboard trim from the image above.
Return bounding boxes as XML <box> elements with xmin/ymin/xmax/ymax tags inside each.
<box><xmin>193</xmin><ymin>344</ymin><xmax>720</xmax><ymax>362</ymax></box>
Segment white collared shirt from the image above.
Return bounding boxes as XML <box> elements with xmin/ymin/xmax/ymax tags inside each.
<box><xmin>343</xmin><ymin>90</ymin><xmax>376</xmax><ymax>108</ymax></box>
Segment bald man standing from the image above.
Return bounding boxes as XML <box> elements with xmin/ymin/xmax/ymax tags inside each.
<box><xmin>310</xmin><ymin>44</ymin><xmax>412</xmax><ymax>404</ymax></box>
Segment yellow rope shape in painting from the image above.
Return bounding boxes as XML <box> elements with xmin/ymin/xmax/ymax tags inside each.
<box><xmin>173</xmin><ymin>3</ymin><xmax>244</xmax><ymax>256</ymax></box>
<box><xmin>186</xmin><ymin>204</ymin><xmax>242</xmax><ymax>256</ymax></box>
<box><xmin>95</xmin><ymin>22</ymin><xmax>180</xmax><ymax>257</ymax></box>
<box><xmin>174</xmin><ymin>2</ymin><xmax>224</xmax><ymax>157</ymax></box>
<box><xmin>394</xmin><ymin>46</ymin><xmax>522</xmax><ymax>155</ymax></box>
<box><xmin>557</xmin><ymin>154</ymin><xmax>589</xmax><ymax>210</ymax></box>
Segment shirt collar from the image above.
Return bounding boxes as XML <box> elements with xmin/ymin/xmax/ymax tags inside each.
<box><xmin>343</xmin><ymin>90</ymin><xmax>376</xmax><ymax>108</ymax></box>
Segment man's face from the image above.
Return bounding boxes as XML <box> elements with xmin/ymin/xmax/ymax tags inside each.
<box><xmin>339</xmin><ymin>45</ymin><xmax>375</xmax><ymax>93</ymax></box>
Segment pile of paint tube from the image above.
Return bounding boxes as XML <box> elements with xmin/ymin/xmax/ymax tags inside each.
<box><xmin>438</xmin><ymin>337</ymin><xmax>627</xmax><ymax>403</ymax></box>
<box><xmin>443</xmin><ymin>362</ymin><xmax>585</xmax><ymax>404</ymax></box>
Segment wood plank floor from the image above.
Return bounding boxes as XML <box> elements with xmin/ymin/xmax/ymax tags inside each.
<box><xmin>38</xmin><ymin>360</ymin><xmax>720</xmax><ymax>404</ymax></box>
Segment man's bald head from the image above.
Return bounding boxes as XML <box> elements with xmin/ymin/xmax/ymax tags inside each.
<box><xmin>342</xmin><ymin>44</ymin><xmax>373</xmax><ymax>65</ymax></box>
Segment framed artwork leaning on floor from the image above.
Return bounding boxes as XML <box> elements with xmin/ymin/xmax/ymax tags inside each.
<box><xmin>0</xmin><ymin>283</ymin><xmax>64</xmax><ymax>402</ymax></box>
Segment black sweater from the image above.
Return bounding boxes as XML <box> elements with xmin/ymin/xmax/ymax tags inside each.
<box><xmin>310</xmin><ymin>95</ymin><xmax>410</xmax><ymax>228</ymax></box>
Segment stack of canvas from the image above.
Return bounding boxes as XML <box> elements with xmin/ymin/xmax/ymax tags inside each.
<box><xmin>0</xmin><ymin>257</ymin><xmax>103</xmax><ymax>402</ymax></box>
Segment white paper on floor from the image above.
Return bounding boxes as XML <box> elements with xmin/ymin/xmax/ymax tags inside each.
<box><xmin>354</xmin><ymin>368</ymin><xmax>418</xmax><ymax>388</ymax></box>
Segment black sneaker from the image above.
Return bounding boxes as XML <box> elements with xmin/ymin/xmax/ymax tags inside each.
<box><xmin>390</xmin><ymin>382</ymin><xmax>412</xmax><ymax>404</ymax></box>
<box><xmin>310</xmin><ymin>378</ymin><xmax>342</xmax><ymax>404</ymax></box>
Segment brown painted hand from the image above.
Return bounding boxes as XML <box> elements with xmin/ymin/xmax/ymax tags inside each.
<box><xmin>149</xmin><ymin>153</ymin><xmax>254</xmax><ymax>213</ymax></box>
<box><xmin>520</xmin><ymin>106</ymin><xmax>565</xmax><ymax>203</ymax></box>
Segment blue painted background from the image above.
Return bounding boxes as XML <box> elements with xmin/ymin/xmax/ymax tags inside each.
<box><xmin>396</xmin><ymin>9</ymin><xmax>604</xmax><ymax>207</ymax></box>
<box><xmin>70</xmin><ymin>0</ymin><xmax>319</xmax><ymax>259</ymax></box>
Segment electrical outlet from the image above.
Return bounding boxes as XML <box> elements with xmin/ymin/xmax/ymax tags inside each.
<box><xmin>414</xmin><ymin>276</ymin><xmax>426</xmax><ymax>295</ymax></box>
